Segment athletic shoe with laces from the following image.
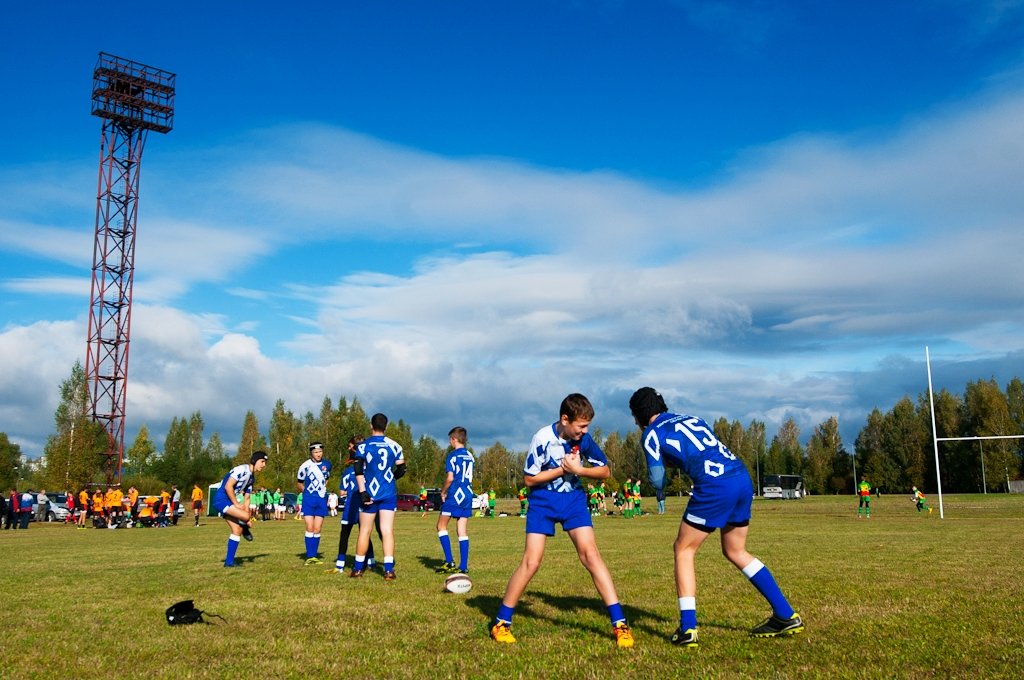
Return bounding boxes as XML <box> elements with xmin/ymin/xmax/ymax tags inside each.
<box><xmin>349</xmin><ymin>569</ymin><xmax>364</xmax><ymax>578</ymax></box>
<box><xmin>490</xmin><ymin>622</ymin><xmax>516</xmax><ymax>644</ymax></box>
<box><xmin>613</xmin><ymin>623</ymin><xmax>634</xmax><ymax>648</ymax></box>
<box><xmin>670</xmin><ymin>627</ymin><xmax>699</xmax><ymax>647</ymax></box>
<box><xmin>436</xmin><ymin>562</ymin><xmax>457</xmax><ymax>573</ymax></box>
<box><xmin>325</xmin><ymin>567</ymin><xmax>344</xmax><ymax>574</ymax></box>
<box><xmin>750</xmin><ymin>612</ymin><xmax>804</xmax><ymax>637</ymax></box>
<box><xmin>304</xmin><ymin>556</ymin><xmax>323</xmax><ymax>565</ymax></box>
<box><xmin>383</xmin><ymin>570</ymin><xmax>396</xmax><ymax>581</ymax></box>
<box><xmin>240</xmin><ymin>524</ymin><xmax>253</xmax><ymax>541</ymax></box>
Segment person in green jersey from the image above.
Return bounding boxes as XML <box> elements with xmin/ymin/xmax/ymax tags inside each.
<box><xmin>488</xmin><ymin>488</ymin><xmax>496</xmax><ymax>518</ymax></box>
<box><xmin>857</xmin><ymin>478</ymin><xmax>871</xmax><ymax>518</ymax></box>
<box><xmin>912</xmin><ymin>486</ymin><xmax>932</xmax><ymax>514</ymax></box>
<box><xmin>632</xmin><ymin>479</ymin><xmax>642</xmax><ymax>517</ymax></box>
<box><xmin>518</xmin><ymin>486</ymin><xmax>528</xmax><ymax>517</ymax></box>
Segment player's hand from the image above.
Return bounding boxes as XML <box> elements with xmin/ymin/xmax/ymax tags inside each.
<box><xmin>561</xmin><ymin>451</ymin><xmax>583</xmax><ymax>475</ymax></box>
<box><xmin>361</xmin><ymin>491</ymin><xmax>373</xmax><ymax>505</ymax></box>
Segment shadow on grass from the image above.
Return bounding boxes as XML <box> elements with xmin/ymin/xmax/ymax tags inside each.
<box><xmin>415</xmin><ymin>554</ymin><xmax>451</xmax><ymax>573</ymax></box>
<box><xmin>233</xmin><ymin>552</ymin><xmax>270</xmax><ymax>565</ymax></box>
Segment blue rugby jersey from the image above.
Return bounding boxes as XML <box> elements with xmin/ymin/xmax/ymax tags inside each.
<box><xmin>524</xmin><ymin>423</ymin><xmax>608</xmax><ymax>501</ymax></box>
<box><xmin>444</xmin><ymin>448</ymin><xmax>475</xmax><ymax>509</ymax></box>
<box><xmin>640</xmin><ymin>412</ymin><xmax>748</xmax><ymax>491</ymax></box>
<box><xmin>297</xmin><ymin>458</ymin><xmax>332</xmax><ymax>501</ymax></box>
<box><xmin>356</xmin><ymin>435</ymin><xmax>404</xmax><ymax>501</ymax></box>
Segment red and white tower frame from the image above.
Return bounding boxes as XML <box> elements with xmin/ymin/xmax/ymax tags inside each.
<box><xmin>85</xmin><ymin>53</ymin><xmax>175</xmax><ymax>486</ymax></box>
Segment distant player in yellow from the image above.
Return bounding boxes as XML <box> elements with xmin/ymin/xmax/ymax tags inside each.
<box><xmin>191</xmin><ymin>484</ymin><xmax>204</xmax><ymax>526</ymax></box>
<box><xmin>857</xmin><ymin>478</ymin><xmax>871</xmax><ymax>518</ymax></box>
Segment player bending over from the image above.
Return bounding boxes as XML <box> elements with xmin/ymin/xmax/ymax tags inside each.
<box><xmin>214</xmin><ymin>451</ymin><xmax>267</xmax><ymax>567</ymax></box>
<box><xmin>629</xmin><ymin>387</ymin><xmax>804</xmax><ymax>647</ymax></box>
<box><xmin>490</xmin><ymin>393</ymin><xmax>634</xmax><ymax>648</ymax></box>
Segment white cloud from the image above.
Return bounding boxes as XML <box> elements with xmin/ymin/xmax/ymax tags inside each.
<box><xmin>2</xmin><ymin>84</ymin><xmax>1024</xmax><ymax>457</ymax></box>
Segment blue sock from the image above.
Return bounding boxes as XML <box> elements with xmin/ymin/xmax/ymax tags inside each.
<box><xmin>384</xmin><ymin>556</ymin><xmax>394</xmax><ymax>573</ymax></box>
<box><xmin>225</xmin><ymin>535</ymin><xmax>240</xmax><ymax>566</ymax></box>
<box><xmin>304</xmin><ymin>532</ymin><xmax>315</xmax><ymax>558</ymax></box>
<box><xmin>336</xmin><ymin>554</ymin><xmax>346</xmax><ymax>569</ymax></box>
<box><xmin>312</xmin><ymin>533</ymin><xmax>321</xmax><ymax>557</ymax></box>
<box><xmin>353</xmin><ymin>554</ymin><xmax>366</xmax><ymax>572</ymax></box>
<box><xmin>458</xmin><ymin>536</ymin><xmax>470</xmax><ymax>571</ymax></box>
<box><xmin>496</xmin><ymin>604</ymin><xmax>515</xmax><ymax>625</ymax></box>
<box><xmin>438</xmin><ymin>531</ymin><xmax>453</xmax><ymax>563</ymax></box>
<box><xmin>607</xmin><ymin>602</ymin><xmax>626</xmax><ymax>626</ymax></box>
<box><xmin>743</xmin><ymin>559</ymin><xmax>794</xmax><ymax>619</ymax></box>
<box><xmin>679</xmin><ymin>596</ymin><xmax>697</xmax><ymax>629</ymax></box>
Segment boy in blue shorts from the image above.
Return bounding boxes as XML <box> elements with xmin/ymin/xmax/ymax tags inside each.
<box><xmin>351</xmin><ymin>413</ymin><xmax>406</xmax><ymax>580</ymax></box>
<box><xmin>490</xmin><ymin>393</ymin><xmax>634</xmax><ymax>648</ymax></box>
<box><xmin>214</xmin><ymin>451</ymin><xmax>268</xmax><ymax>567</ymax></box>
<box><xmin>436</xmin><ymin>426</ymin><xmax>475</xmax><ymax>574</ymax></box>
<box><xmin>629</xmin><ymin>387</ymin><xmax>804</xmax><ymax>647</ymax></box>
<box><xmin>297</xmin><ymin>441</ymin><xmax>332</xmax><ymax>565</ymax></box>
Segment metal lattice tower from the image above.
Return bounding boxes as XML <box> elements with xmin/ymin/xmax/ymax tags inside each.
<box><xmin>85</xmin><ymin>53</ymin><xmax>175</xmax><ymax>486</ymax></box>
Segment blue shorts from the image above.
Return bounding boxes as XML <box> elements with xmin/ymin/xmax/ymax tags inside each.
<box><xmin>340</xmin><ymin>499</ymin><xmax>360</xmax><ymax>525</ymax></box>
<box><xmin>441</xmin><ymin>500</ymin><xmax>472</xmax><ymax>519</ymax></box>
<box><xmin>213</xmin><ymin>492</ymin><xmax>233</xmax><ymax>515</ymax></box>
<box><xmin>302</xmin><ymin>495</ymin><xmax>328</xmax><ymax>518</ymax></box>
<box><xmin>684</xmin><ymin>473</ymin><xmax>754</xmax><ymax>531</ymax></box>
<box><xmin>360</xmin><ymin>496</ymin><xmax>397</xmax><ymax>514</ymax></box>
<box><xmin>524</xmin><ymin>490</ymin><xmax>592</xmax><ymax>536</ymax></box>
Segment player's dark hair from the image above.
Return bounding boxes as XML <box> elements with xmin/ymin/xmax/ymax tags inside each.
<box><xmin>560</xmin><ymin>393</ymin><xmax>595</xmax><ymax>423</ymax></box>
<box><xmin>448</xmin><ymin>426</ymin><xmax>467</xmax><ymax>445</ymax></box>
<box><xmin>370</xmin><ymin>413</ymin><xmax>388</xmax><ymax>432</ymax></box>
<box><xmin>629</xmin><ymin>387</ymin><xmax>668</xmax><ymax>427</ymax></box>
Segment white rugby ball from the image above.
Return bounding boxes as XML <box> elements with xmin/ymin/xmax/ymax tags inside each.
<box><xmin>444</xmin><ymin>573</ymin><xmax>472</xmax><ymax>594</ymax></box>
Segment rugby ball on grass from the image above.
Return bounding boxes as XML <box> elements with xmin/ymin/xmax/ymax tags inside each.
<box><xmin>444</xmin><ymin>573</ymin><xmax>472</xmax><ymax>594</ymax></box>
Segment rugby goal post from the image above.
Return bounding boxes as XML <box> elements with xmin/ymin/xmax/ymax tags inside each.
<box><xmin>926</xmin><ymin>346</ymin><xmax>1024</xmax><ymax>519</ymax></box>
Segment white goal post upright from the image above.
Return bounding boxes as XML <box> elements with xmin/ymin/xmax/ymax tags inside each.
<box><xmin>926</xmin><ymin>346</ymin><xmax>1024</xmax><ymax>520</ymax></box>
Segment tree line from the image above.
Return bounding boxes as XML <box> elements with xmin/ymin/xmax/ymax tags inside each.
<box><xmin>2</xmin><ymin>363</ymin><xmax>1021</xmax><ymax>498</ymax></box>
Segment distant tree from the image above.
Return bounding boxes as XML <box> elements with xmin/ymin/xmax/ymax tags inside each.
<box><xmin>0</xmin><ymin>432</ymin><xmax>22</xmax><ymax>491</ymax></box>
<box><xmin>743</xmin><ymin>420</ymin><xmax>767</xmax><ymax>491</ymax></box>
<box><xmin>41</xmin><ymin>362</ymin><xmax>107</xmax><ymax>490</ymax></box>
<box><xmin>964</xmin><ymin>378</ymin><xmax>1017</xmax><ymax>492</ymax></box>
<box><xmin>125</xmin><ymin>425</ymin><xmax>158</xmax><ymax>477</ymax></box>
<box><xmin>476</xmin><ymin>442</ymin><xmax>515</xmax><ymax>496</ymax></box>
<box><xmin>267</xmin><ymin>399</ymin><xmax>300</xmax><ymax>491</ymax></box>
<box><xmin>237</xmin><ymin>410</ymin><xmax>266</xmax><ymax>464</ymax></box>
<box><xmin>805</xmin><ymin>417</ymin><xmax>840</xmax><ymax>494</ymax></box>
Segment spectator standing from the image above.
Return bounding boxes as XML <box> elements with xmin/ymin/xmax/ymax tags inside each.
<box><xmin>20</xmin><ymin>490</ymin><xmax>33</xmax><ymax>529</ymax></box>
<box><xmin>7</xmin><ymin>489</ymin><xmax>20</xmax><ymax>529</ymax></box>
<box><xmin>36</xmin><ymin>489</ymin><xmax>49</xmax><ymax>522</ymax></box>
<box><xmin>170</xmin><ymin>485</ymin><xmax>181</xmax><ymax>526</ymax></box>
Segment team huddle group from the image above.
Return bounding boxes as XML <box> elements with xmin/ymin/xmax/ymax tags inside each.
<box><xmin>213</xmin><ymin>389</ymin><xmax>807</xmax><ymax>649</ymax></box>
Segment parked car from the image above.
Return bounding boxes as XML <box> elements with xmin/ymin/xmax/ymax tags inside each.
<box><xmin>396</xmin><ymin>494</ymin><xmax>433</xmax><ymax>511</ymax></box>
<box><xmin>282</xmin><ymin>492</ymin><xmax>299</xmax><ymax>514</ymax></box>
<box><xmin>31</xmin><ymin>493</ymin><xmax>70</xmax><ymax>522</ymax></box>
<box><xmin>425</xmin><ymin>488</ymin><xmax>443</xmax><ymax>510</ymax></box>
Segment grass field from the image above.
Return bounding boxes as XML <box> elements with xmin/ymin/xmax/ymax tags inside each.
<box><xmin>2</xmin><ymin>494</ymin><xmax>1022</xmax><ymax>679</ymax></box>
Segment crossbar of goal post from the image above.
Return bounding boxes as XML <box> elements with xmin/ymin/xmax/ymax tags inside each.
<box><xmin>926</xmin><ymin>346</ymin><xmax>1024</xmax><ymax>518</ymax></box>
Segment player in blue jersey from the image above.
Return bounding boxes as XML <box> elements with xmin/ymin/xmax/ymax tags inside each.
<box><xmin>490</xmin><ymin>394</ymin><xmax>634</xmax><ymax>648</ymax></box>
<box><xmin>326</xmin><ymin>436</ymin><xmax>382</xmax><ymax>574</ymax></box>
<box><xmin>436</xmin><ymin>426</ymin><xmax>475</xmax><ymax>574</ymax></box>
<box><xmin>214</xmin><ymin>451</ymin><xmax>268</xmax><ymax>567</ymax></box>
<box><xmin>297</xmin><ymin>441</ymin><xmax>332</xmax><ymax>565</ymax></box>
<box><xmin>350</xmin><ymin>413</ymin><xmax>406</xmax><ymax>580</ymax></box>
<box><xmin>628</xmin><ymin>387</ymin><xmax>804</xmax><ymax>647</ymax></box>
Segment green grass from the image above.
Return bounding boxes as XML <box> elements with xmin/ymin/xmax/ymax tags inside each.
<box><xmin>2</xmin><ymin>494</ymin><xmax>1022</xmax><ymax>679</ymax></box>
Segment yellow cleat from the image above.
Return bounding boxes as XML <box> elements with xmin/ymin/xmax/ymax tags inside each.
<box><xmin>490</xmin><ymin>622</ymin><xmax>516</xmax><ymax>644</ymax></box>
<box><xmin>613</xmin><ymin>623</ymin><xmax>635</xmax><ymax>648</ymax></box>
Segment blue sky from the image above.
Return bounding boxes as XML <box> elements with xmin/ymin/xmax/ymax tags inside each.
<box><xmin>2</xmin><ymin>1</ymin><xmax>1024</xmax><ymax>458</ymax></box>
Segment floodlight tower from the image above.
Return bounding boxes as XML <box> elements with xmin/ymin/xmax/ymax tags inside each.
<box><xmin>85</xmin><ymin>52</ymin><xmax>175</xmax><ymax>486</ymax></box>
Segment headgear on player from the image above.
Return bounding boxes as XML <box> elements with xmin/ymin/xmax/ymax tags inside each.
<box><xmin>308</xmin><ymin>441</ymin><xmax>324</xmax><ymax>457</ymax></box>
<box><xmin>629</xmin><ymin>387</ymin><xmax>668</xmax><ymax>427</ymax></box>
